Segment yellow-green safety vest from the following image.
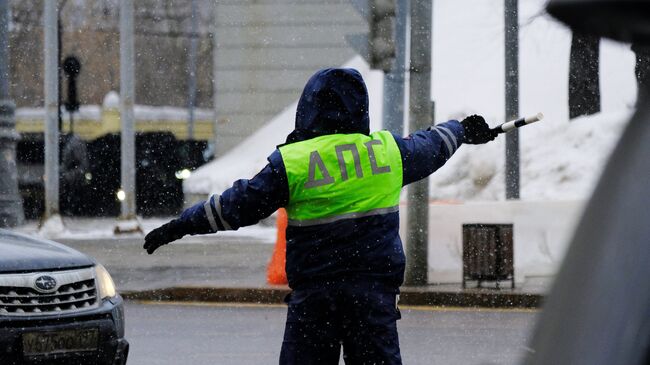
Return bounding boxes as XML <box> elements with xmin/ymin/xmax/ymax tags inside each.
<box><xmin>279</xmin><ymin>131</ymin><xmax>403</xmax><ymax>227</ymax></box>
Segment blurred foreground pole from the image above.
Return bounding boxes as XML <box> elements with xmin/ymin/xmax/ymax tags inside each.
<box><xmin>43</xmin><ymin>0</ymin><xmax>60</xmax><ymax>220</ymax></box>
<box><xmin>504</xmin><ymin>0</ymin><xmax>519</xmax><ymax>199</ymax></box>
<box><xmin>119</xmin><ymin>0</ymin><xmax>136</xmax><ymax>220</ymax></box>
<box><xmin>524</xmin><ymin>75</ymin><xmax>650</xmax><ymax>365</ymax></box>
<box><xmin>382</xmin><ymin>0</ymin><xmax>407</xmax><ymax>135</ymax></box>
<box><xmin>187</xmin><ymin>0</ymin><xmax>198</xmax><ymax>140</ymax></box>
<box><xmin>0</xmin><ymin>0</ymin><xmax>24</xmax><ymax>227</ymax></box>
<box><xmin>405</xmin><ymin>0</ymin><xmax>432</xmax><ymax>286</ymax></box>
<box><xmin>525</xmin><ymin>1</ymin><xmax>650</xmax><ymax>365</ymax></box>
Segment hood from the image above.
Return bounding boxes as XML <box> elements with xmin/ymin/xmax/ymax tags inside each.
<box><xmin>285</xmin><ymin>68</ymin><xmax>370</xmax><ymax>144</ymax></box>
<box><xmin>0</xmin><ymin>229</ymin><xmax>95</xmax><ymax>273</ymax></box>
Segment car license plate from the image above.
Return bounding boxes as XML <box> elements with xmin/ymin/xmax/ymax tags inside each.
<box><xmin>22</xmin><ymin>328</ymin><xmax>99</xmax><ymax>356</ymax></box>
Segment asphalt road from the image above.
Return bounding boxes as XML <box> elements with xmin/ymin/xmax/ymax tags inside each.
<box><xmin>124</xmin><ymin>301</ymin><xmax>537</xmax><ymax>365</ymax></box>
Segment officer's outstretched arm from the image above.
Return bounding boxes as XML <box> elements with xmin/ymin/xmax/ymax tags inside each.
<box><xmin>395</xmin><ymin>115</ymin><xmax>494</xmax><ymax>187</ymax></box>
<box><xmin>143</xmin><ymin>197</ymin><xmax>219</xmax><ymax>254</ymax></box>
<box><xmin>396</xmin><ymin>119</ymin><xmax>464</xmax><ymax>185</ymax></box>
<box><xmin>144</xmin><ymin>151</ymin><xmax>289</xmax><ymax>254</ymax></box>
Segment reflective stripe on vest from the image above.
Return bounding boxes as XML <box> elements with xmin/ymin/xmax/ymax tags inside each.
<box><xmin>279</xmin><ymin>131</ymin><xmax>403</xmax><ymax>226</ymax></box>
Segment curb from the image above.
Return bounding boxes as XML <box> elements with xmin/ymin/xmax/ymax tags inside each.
<box><xmin>123</xmin><ymin>287</ymin><xmax>290</xmax><ymax>304</ymax></box>
<box><xmin>398</xmin><ymin>288</ymin><xmax>543</xmax><ymax>308</ymax></box>
<box><xmin>122</xmin><ymin>287</ymin><xmax>543</xmax><ymax>308</ymax></box>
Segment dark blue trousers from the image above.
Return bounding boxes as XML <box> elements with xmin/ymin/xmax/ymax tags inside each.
<box><xmin>279</xmin><ymin>281</ymin><xmax>402</xmax><ymax>365</ymax></box>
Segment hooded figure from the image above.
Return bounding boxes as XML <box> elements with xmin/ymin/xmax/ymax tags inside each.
<box><xmin>285</xmin><ymin>68</ymin><xmax>370</xmax><ymax>144</ymax></box>
<box><xmin>143</xmin><ymin>68</ymin><xmax>497</xmax><ymax>364</ymax></box>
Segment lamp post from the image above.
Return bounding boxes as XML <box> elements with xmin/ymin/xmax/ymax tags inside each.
<box><xmin>0</xmin><ymin>0</ymin><xmax>24</xmax><ymax>227</ymax></box>
<box><xmin>115</xmin><ymin>0</ymin><xmax>141</xmax><ymax>234</ymax></box>
<box><xmin>405</xmin><ymin>0</ymin><xmax>432</xmax><ymax>286</ymax></box>
<box><xmin>43</xmin><ymin>0</ymin><xmax>60</xmax><ymax>222</ymax></box>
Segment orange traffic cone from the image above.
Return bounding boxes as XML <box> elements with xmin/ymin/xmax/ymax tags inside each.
<box><xmin>267</xmin><ymin>208</ymin><xmax>288</xmax><ymax>285</ymax></box>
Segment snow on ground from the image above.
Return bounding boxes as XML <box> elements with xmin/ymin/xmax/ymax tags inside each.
<box><xmin>17</xmin><ymin>217</ymin><xmax>276</xmax><ymax>243</ymax></box>
<box><xmin>185</xmin><ymin>0</ymin><xmax>637</xmax><ymax>201</ymax></box>
<box><xmin>37</xmin><ymin>214</ymin><xmax>67</xmax><ymax>237</ymax></box>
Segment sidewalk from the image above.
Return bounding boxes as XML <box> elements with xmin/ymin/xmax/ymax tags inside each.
<box><xmin>17</xmin><ymin>218</ymin><xmax>550</xmax><ymax>308</ymax></box>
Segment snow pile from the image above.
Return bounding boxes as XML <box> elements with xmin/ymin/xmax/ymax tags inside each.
<box><xmin>184</xmin><ymin>57</ymin><xmax>385</xmax><ymax>195</ymax></box>
<box><xmin>134</xmin><ymin>105</ymin><xmax>214</xmax><ymax>122</ymax></box>
<box><xmin>103</xmin><ymin>91</ymin><xmax>120</xmax><ymax>109</ymax></box>
<box><xmin>38</xmin><ymin>214</ymin><xmax>68</xmax><ymax>238</ymax></box>
<box><xmin>16</xmin><ymin>105</ymin><xmax>102</xmax><ymax>121</ymax></box>
<box><xmin>429</xmin><ymin>110</ymin><xmax>632</xmax><ymax>201</ymax></box>
<box><xmin>17</xmin><ymin>91</ymin><xmax>214</xmax><ymax>124</ymax></box>
<box><xmin>105</xmin><ymin>91</ymin><xmax>214</xmax><ymax>121</ymax></box>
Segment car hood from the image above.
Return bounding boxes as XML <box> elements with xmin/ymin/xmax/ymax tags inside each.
<box><xmin>0</xmin><ymin>229</ymin><xmax>95</xmax><ymax>273</ymax></box>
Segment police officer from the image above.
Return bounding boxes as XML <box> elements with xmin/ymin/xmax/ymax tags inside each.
<box><xmin>143</xmin><ymin>68</ymin><xmax>497</xmax><ymax>364</ymax></box>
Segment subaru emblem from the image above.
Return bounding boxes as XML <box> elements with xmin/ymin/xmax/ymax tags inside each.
<box><xmin>34</xmin><ymin>275</ymin><xmax>57</xmax><ymax>292</ymax></box>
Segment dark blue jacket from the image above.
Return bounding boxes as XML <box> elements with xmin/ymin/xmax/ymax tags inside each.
<box><xmin>176</xmin><ymin>68</ymin><xmax>465</xmax><ymax>290</ymax></box>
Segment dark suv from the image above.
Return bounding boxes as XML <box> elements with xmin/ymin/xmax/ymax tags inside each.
<box><xmin>0</xmin><ymin>229</ymin><xmax>128</xmax><ymax>364</ymax></box>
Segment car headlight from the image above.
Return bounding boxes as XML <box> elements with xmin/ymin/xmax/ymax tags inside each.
<box><xmin>95</xmin><ymin>264</ymin><xmax>117</xmax><ymax>299</ymax></box>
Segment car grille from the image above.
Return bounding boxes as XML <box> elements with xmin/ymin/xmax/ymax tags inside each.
<box><xmin>0</xmin><ymin>267</ymin><xmax>98</xmax><ymax>316</ymax></box>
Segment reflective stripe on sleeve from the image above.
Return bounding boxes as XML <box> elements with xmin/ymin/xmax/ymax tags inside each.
<box><xmin>433</xmin><ymin>128</ymin><xmax>455</xmax><ymax>155</ymax></box>
<box><xmin>213</xmin><ymin>194</ymin><xmax>233</xmax><ymax>230</ymax></box>
<box><xmin>436</xmin><ymin>126</ymin><xmax>458</xmax><ymax>151</ymax></box>
<box><xmin>203</xmin><ymin>195</ymin><xmax>219</xmax><ymax>232</ymax></box>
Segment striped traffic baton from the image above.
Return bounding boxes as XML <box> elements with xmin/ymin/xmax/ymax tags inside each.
<box><xmin>491</xmin><ymin>112</ymin><xmax>544</xmax><ymax>134</ymax></box>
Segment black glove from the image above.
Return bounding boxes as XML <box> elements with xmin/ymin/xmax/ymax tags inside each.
<box><xmin>143</xmin><ymin>219</ymin><xmax>185</xmax><ymax>254</ymax></box>
<box><xmin>461</xmin><ymin>115</ymin><xmax>498</xmax><ymax>144</ymax></box>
